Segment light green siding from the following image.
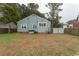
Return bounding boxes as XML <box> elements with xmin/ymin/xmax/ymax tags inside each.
<box><xmin>17</xmin><ymin>14</ymin><xmax>51</xmax><ymax>33</ymax></box>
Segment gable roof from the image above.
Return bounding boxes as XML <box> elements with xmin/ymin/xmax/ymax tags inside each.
<box><xmin>17</xmin><ymin>14</ymin><xmax>50</xmax><ymax>23</ymax></box>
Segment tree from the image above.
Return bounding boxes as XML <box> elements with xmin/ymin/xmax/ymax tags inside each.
<box><xmin>28</xmin><ymin>3</ymin><xmax>39</xmax><ymax>10</ymax></box>
<box><xmin>46</xmin><ymin>3</ymin><xmax>63</xmax><ymax>32</ymax></box>
<box><xmin>27</xmin><ymin>3</ymin><xmax>45</xmax><ymax>18</ymax></box>
<box><xmin>19</xmin><ymin>4</ymin><xmax>30</xmax><ymax>18</ymax></box>
<box><xmin>0</xmin><ymin>3</ymin><xmax>22</xmax><ymax>23</ymax></box>
<box><xmin>0</xmin><ymin>3</ymin><xmax>22</xmax><ymax>33</ymax></box>
<box><xmin>19</xmin><ymin>3</ymin><xmax>46</xmax><ymax>19</ymax></box>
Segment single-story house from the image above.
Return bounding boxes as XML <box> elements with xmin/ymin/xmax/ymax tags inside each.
<box><xmin>17</xmin><ymin>14</ymin><xmax>51</xmax><ymax>33</ymax></box>
<box><xmin>0</xmin><ymin>22</ymin><xmax>16</xmax><ymax>29</ymax></box>
<box><xmin>0</xmin><ymin>22</ymin><xmax>16</xmax><ymax>33</ymax></box>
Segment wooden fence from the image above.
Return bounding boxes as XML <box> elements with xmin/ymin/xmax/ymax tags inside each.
<box><xmin>64</xmin><ymin>28</ymin><xmax>79</xmax><ymax>36</ymax></box>
<box><xmin>0</xmin><ymin>28</ymin><xmax>17</xmax><ymax>34</ymax></box>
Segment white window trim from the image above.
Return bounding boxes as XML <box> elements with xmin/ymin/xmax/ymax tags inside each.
<box><xmin>21</xmin><ymin>24</ymin><xmax>27</xmax><ymax>29</ymax></box>
<box><xmin>38</xmin><ymin>22</ymin><xmax>47</xmax><ymax>28</ymax></box>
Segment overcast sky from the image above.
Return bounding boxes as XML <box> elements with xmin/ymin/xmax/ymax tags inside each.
<box><xmin>60</xmin><ymin>3</ymin><xmax>79</xmax><ymax>23</ymax></box>
<box><xmin>24</xmin><ymin>3</ymin><xmax>79</xmax><ymax>23</ymax></box>
<box><xmin>38</xmin><ymin>3</ymin><xmax>79</xmax><ymax>23</ymax></box>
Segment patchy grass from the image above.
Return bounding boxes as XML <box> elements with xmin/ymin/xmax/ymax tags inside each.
<box><xmin>0</xmin><ymin>33</ymin><xmax>79</xmax><ymax>56</ymax></box>
<box><xmin>0</xmin><ymin>33</ymin><xmax>17</xmax><ymax>41</ymax></box>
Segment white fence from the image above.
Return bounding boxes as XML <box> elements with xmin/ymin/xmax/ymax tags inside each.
<box><xmin>53</xmin><ymin>28</ymin><xmax>64</xmax><ymax>33</ymax></box>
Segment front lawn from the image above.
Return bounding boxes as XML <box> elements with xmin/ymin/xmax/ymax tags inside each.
<box><xmin>0</xmin><ymin>33</ymin><xmax>79</xmax><ymax>56</ymax></box>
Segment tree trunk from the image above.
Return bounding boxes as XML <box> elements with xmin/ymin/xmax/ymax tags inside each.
<box><xmin>50</xmin><ymin>20</ymin><xmax>53</xmax><ymax>33</ymax></box>
<box><xmin>8</xmin><ymin>23</ymin><xmax>11</xmax><ymax>33</ymax></box>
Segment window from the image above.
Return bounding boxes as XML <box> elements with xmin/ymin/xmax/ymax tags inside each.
<box><xmin>69</xmin><ymin>24</ymin><xmax>73</xmax><ymax>28</ymax></box>
<box><xmin>33</xmin><ymin>24</ymin><xmax>37</xmax><ymax>29</ymax></box>
<box><xmin>39</xmin><ymin>22</ymin><xmax>46</xmax><ymax>27</ymax></box>
<box><xmin>21</xmin><ymin>24</ymin><xmax>27</xmax><ymax>29</ymax></box>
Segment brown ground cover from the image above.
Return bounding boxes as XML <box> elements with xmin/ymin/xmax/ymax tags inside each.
<box><xmin>0</xmin><ymin>33</ymin><xmax>79</xmax><ymax>56</ymax></box>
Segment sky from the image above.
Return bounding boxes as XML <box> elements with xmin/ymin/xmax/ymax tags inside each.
<box><xmin>60</xmin><ymin>3</ymin><xmax>79</xmax><ymax>23</ymax></box>
<box><xmin>23</xmin><ymin>3</ymin><xmax>79</xmax><ymax>23</ymax></box>
<box><xmin>38</xmin><ymin>3</ymin><xmax>79</xmax><ymax>23</ymax></box>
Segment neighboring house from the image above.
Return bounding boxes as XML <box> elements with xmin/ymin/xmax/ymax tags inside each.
<box><xmin>67</xmin><ymin>19</ymin><xmax>79</xmax><ymax>29</ymax></box>
<box><xmin>0</xmin><ymin>22</ymin><xmax>16</xmax><ymax>29</ymax></box>
<box><xmin>67</xmin><ymin>19</ymin><xmax>75</xmax><ymax>28</ymax></box>
<box><xmin>67</xmin><ymin>24</ymin><xmax>73</xmax><ymax>28</ymax></box>
<box><xmin>73</xmin><ymin>15</ymin><xmax>79</xmax><ymax>29</ymax></box>
<box><xmin>72</xmin><ymin>21</ymin><xmax>79</xmax><ymax>29</ymax></box>
<box><xmin>8</xmin><ymin>22</ymin><xmax>17</xmax><ymax>29</ymax></box>
<box><xmin>63</xmin><ymin>24</ymin><xmax>67</xmax><ymax>28</ymax></box>
<box><xmin>0</xmin><ymin>22</ymin><xmax>16</xmax><ymax>33</ymax></box>
<box><xmin>67</xmin><ymin>14</ymin><xmax>79</xmax><ymax>29</ymax></box>
<box><xmin>0</xmin><ymin>22</ymin><xmax>9</xmax><ymax>28</ymax></box>
<box><xmin>17</xmin><ymin>14</ymin><xmax>51</xmax><ymax>33</ymax></box>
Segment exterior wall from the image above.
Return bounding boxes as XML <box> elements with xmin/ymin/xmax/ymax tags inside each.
<box><xmin>17</xmin><ymin>14</ymin><xmax>51</xmax><ymax>33</ymax></box>
<box><xmin>63</xmin><ymin>25</ymin><xmax>67</xmax><ymax>28</ymax></box>
<box><xmin>36</xmin><ymin>16</ymin><xmax>51</xmax><ymax>33</ymax></box>
<box><xmin>17</xmin><ymin>19</ymin><xmax>29</xmax><ymax>32</ymax></box>
<box><xmin>68</xmin><ymin>24</ymin><xmax>73</xmax><ymax>28</ymax></box>
<box><xmin>27</xmin><ymin>15</ymin><xmax>38</xmax><ymax>32</ymax></box>
<box><xmin>73</xmin><ymin>21</ymin><xmax>79</xmax><ymax>29</ymax></box>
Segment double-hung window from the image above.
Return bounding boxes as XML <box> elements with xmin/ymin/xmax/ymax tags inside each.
<box><xmin>39</xmin><ymin>22</ymin><xmax>47</xmax><ymax>27</ymax></box>
<box><xmin>21</xmin><ymin>24</ymin><xmax>27</xmax><ymax>29</ymax></box>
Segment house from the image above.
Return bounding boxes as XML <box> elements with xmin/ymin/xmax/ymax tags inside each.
<box><xmin>67</xmin><ymin>15</ymin><xmax>79</xmax><ymax>29</ymax></box>
<box><xmin>0</xmin><ymin>22</ymin><xmax>16</xmax><ymax>29</ymax></box>
<box><xmin>72</xmin><ymin>21</ymin><xmax>79</xmax><ymax>29</ymax></box>
<box><xmin>8</xmin><ymin>22</ymin><xmax>17</xmax><ymax>29</ymax></box>
<box><xmin>67</xmin><ymin>19</ymin><xmax>75</xmax><ymax>28</ymax></box>
<box><xmin>67</xmin><ymin>24</ymin><xmax>73</xmax><ymax>28</ymax></box>
<box><xmin>63</xmin><ymin>24</ymin><xmax>67</xmax><ymax>28</ymax></box>
<box><xmin>73</xmin><ymin>15</ymin><xmax>79</xmax><ymax>29</ymax></box>
<box><xmin>0</xmin><ymin>22</ymin><xmax>9</xmax><ymax>28</ymax></box>
<box><xmin>17</xmin><ymin>14</ymin><xmax>51</xmax><ymax>33</ymax></box>
<box><xmin>0</xmin><ymin>22</ymin><xmax>16</xmax><ymax>33</ymax></box>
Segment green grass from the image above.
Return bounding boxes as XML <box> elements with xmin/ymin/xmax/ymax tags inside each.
<box><xmin>0</xmin><ymin>33</ymin><xmax>17</xmax><ymax>41</ymax></box>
